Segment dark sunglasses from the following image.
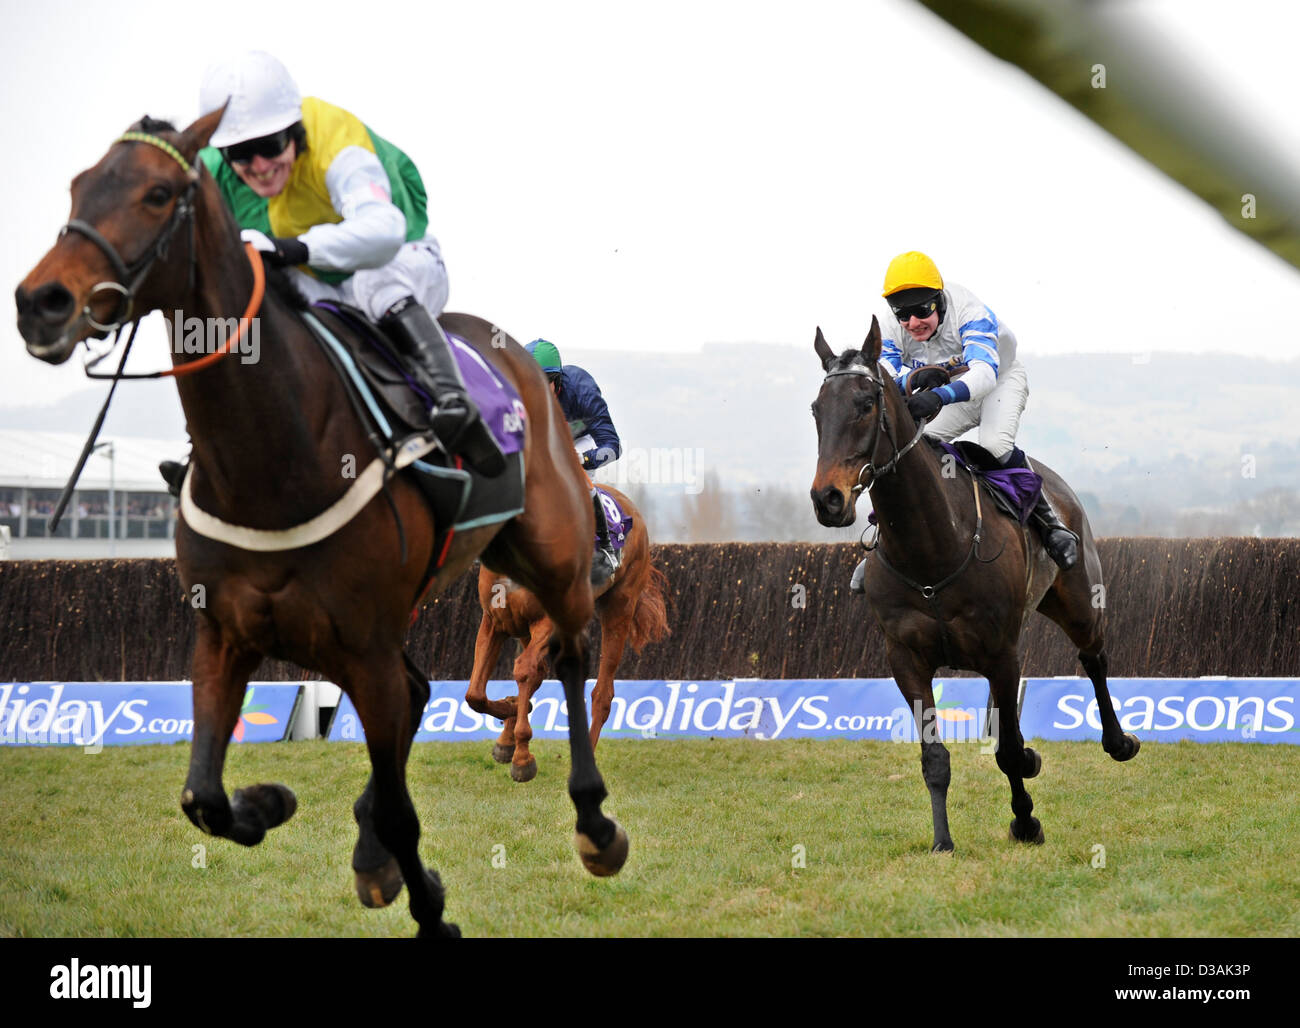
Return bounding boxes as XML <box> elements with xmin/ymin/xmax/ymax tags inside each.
<box><xmin>890</xmin><ymin>297</ymin><xmax>939</xmax><ymax>322</ymax></box>
<box><xmin>220</xmin><ymin>128</ymin><xmax>293</xmax><ymax>166</ymax></box>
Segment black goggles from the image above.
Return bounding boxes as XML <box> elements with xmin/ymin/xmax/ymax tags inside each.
<box><xmin>220</xmin><ymin>128</ymin><xmax>293</xmax><ymax>166</ymax></box>
<box><xmin>890</xmin><ymin>296</ymin><xmax>939</xmax><ymax>322</ymax></box>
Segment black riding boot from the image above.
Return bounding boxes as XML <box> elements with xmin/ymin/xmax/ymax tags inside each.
<box><xmin>1001</xmin><ymin>447</ymin><xmax>1079</xmax><ymax>570</ymax></box>
<box><xmin>380</xmin><ymin>297</ymin><xmax>507</xmax><ymax>477</ymax></box>
<box><xmin>591</xmin><ymin>490</ymin><xmax>620</xmax><ymax>588</ymax></box>
<box><xmin>159</xmin><ymin>460</ymin><xmax>187</xmax><ymax>499</ymax></box>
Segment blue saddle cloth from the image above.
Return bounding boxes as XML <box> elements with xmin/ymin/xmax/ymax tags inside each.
<box><xmin>596</xmin><ymin>488</ymin><xmax>633</xmax><ymax>553</ymax></box>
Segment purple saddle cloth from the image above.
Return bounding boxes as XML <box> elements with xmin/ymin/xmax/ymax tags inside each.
<box><xmin>596</xmin><ymin>488</ymin><xmax>633</xmax><ymax>553</ymax></box>
<box><xmin>311</xmin><ymin>301</ymin><xmax>524</xmax><ymax>457</ymax></box>
<box><xmin>935</xmin><ymin>441</ymin><xmax>1042</xmax><ymax>524</ymax></box>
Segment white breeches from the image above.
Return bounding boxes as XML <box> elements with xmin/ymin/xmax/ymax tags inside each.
<box><xmin>922</xmin><ymin>360</ymin><xmax>1029</xmax><ymax>460</ymax></box>
<box><xmin>289</xmin><ymin>239</ymin><xmax>449</xmax><ymax>322</ymax></box>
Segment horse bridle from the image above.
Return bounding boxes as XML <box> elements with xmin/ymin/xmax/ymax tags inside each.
<box><xmin>822</xmin><ymin>361</ymin><xmax>929</xmax><ymax>496</ymax></box>
<box><xmin>60</xmin><ymin>131</ymin><xmax>201</xmax><ymax>333</ymax></box>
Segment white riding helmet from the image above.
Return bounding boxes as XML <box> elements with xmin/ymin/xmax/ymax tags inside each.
<box><xmin>200</xmin><ymin>51</ymin><xmax>302</xmax><ymax>148</ymax></box>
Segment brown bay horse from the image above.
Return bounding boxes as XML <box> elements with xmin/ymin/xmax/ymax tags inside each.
<box><xmin>809</xmin><ymin>319</ymin><xmax>1138</xmax><ymax>852</ymax></box>
<box><xmin>15</xmin><ymin>110</ymin><xmax>626</xmax><ymax>937</ymax></box>
<box><xmin>466</xmin><ymin>485</ymin><xmax>669</xmax><ymax>781</ymax></box>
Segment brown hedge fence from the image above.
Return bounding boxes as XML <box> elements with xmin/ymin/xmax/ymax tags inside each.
<box><xmin>1</xmin><ymin>539</ymin><xmax>1296</xmax><ymax>682</ymax></box>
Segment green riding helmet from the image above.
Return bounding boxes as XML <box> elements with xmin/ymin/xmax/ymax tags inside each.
<box><xmin>526</xmin><ymin>339</ymin><xmax>563</xmax><ymax>380</ymax></box>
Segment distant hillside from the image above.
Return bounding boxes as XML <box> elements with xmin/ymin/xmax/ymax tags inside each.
<box><xmin>4</xmin><ymin>347</ymin><xmax>1296</xmax><ymax>540</ymax></box>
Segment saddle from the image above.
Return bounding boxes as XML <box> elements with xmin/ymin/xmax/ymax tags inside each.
<box><xmin>927</xmin><ymin>439</ymin><xmax>1042</xmax><ymax>525</ymax></box>
<box><xmin>302</xmin><ymin>301</ymin><xmax>527</xmax><ymax>573</ymax></box>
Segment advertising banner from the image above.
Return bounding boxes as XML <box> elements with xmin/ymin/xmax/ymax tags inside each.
<box><xmin>0</xmin><ymin>682</ymin><xmax>301</xmax><ymax>748</ymax></box>
<box><xmin>326</xmin><ymin>677</ymin><xmax>999</xmax><ymax>743</ymax></box>
<box><xmin>1019</xmin><ymin>677</ymin><xmax>1298</xmax><ymax>743</ymax></box>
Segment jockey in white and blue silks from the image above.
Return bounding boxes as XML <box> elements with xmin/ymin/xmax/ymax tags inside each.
<box><xmin>526</xmin><ymin>339</ymin><xmax>624</xmax><ymax>587</ymax></box>
<box><xmin>848</xmin><ymin>251</ymin><xmax>1079</xmax><ymax>594</ymax></box>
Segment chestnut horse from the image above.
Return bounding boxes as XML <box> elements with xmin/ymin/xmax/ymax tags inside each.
<box><xmin>466</xmin><ymin>485</ymin><xmax>669</xmax><ymax>781</ymax></box>
<box><xmin>809</xmin><ymin>319</ymin><xmax>1138</xmax><ymax>852</ymax></box>
<box><xmin>15</xmin><ymin>110</ymin><xmax>627</xmax><ymax>937</ymax></box>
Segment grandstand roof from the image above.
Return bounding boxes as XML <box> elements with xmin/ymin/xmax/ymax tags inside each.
<box><xmin>0</xmin><ymin>430</ymin><xmax>187</xmax><ymax>492</ymax></box>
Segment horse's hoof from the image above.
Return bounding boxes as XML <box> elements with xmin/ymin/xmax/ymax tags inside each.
<box><xmin>575</xmin><ymin>821</ymin><xmax>629</xmax><ymax>877</ymax></box>
<box><xmin>931</xmin><ymin>839</ymin><xmax>955</xmax><ymax>854</ymax></box>
<box><xmin>1023</xmin><ymin>747</ymin><xmax>1042</xmax><ymax>779</ymax></box>
<box><xmin>510</xmin><ymin>758</ymin><xmax>537</xmax><ymax>783</ymax></box>
<box><xmin>1008</xmin><ymin>818</ymin><xmax>1045</xmax><ymax>845</ymax></box>
<box><xmin>1110</xmin><ymin>733</ymin><xmax>1141</xmax><ymax>762</ymax></box>
<box><xmin>233</xmin><ymin>783</ymin><xmax>297</xmax><ymax>828</ymax></box>
<box><xmin>354</xmin><ymin>856</ymin><xmax>404</xmax><ymax>909</ymax></box>
<box><xmin>417</xmin><ymin>920</ymin><xmax>462</xmax><ymax>940</ymax></box>
<box><xmin>492</xmin><ymin>743</ymin><xmax>515</xmax><ymax>764</ymax></box>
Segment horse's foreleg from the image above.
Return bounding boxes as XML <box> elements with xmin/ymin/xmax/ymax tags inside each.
<box><xmin>349</xmin><ymin>655</ymin><xmax>458</xmax><ymax>938</ymax></box>
<box><xmin>887</xmin><ymin>641</ymin><xmax>952</xmax><ymax>853</ymax></box>
<box><xmin>464</xmin><ymin>612</ymin><xmax>518</xmax><ymax>763</ymax></box>
<box><xmin>352</xmin><ymin>655</ymin><xmax>428</xmax><ymax>909</ymax></box>
<box><xmin>181</xmin><ymin>621</ymin><xmax>294</xmax><ymax>846</ymax></box>
<box><xmin>550</xmin><ymin>630</ymin><xmax>628</xmax><ymax>877</ymax></box>
<box><xmin>988</xmin><ymin>657</ymin><xmax>1044</xmax><ymax>845</ymax></box>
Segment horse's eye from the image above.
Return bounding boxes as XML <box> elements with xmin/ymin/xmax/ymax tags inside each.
<box><xmin>144</xmin><ymin>185</ymin><xmax>172</xmax><ymax>207</ymax></box>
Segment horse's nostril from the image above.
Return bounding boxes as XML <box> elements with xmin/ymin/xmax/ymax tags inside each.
<box><xmin>823</xmin><ymin>488</ymin><xmax>844</xmax><ymax>513</ymax></box>
<box><xmin>31</xmin><ymin>282</ymin><xmax>76</xmax><ymax>325</ymax></box>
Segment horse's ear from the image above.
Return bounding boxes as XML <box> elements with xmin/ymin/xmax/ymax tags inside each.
<box><xmin>814</xmin><ymin>326</ymin><xmax>836</xmax><ymax>370</ymax></box>
<box><xmin>177</xmin><ymin>104</ymin><xmax>227</xmax><ymax>163</ymax></box>
<box><xmin>863</xmin><ymin>315</ymin><xmax>883</xmax><ymax>364</ymax></box>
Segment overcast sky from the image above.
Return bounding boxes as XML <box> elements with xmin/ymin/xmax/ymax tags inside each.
<box><xmin>4</xmin><ymin>0</ymin><xmax>1300</xmax><ymax>414</ymax></box>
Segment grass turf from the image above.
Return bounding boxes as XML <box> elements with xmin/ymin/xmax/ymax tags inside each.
<box><xmin>2</xmin><ymin>737</ymin><xmax>1297</xmax><ymax>937</ymax></box>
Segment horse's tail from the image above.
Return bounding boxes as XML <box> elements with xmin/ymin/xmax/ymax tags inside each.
<box><xmin>626</xmin><ymin>554</ymin><xmax>671</xmax><ymax>652</ymax></box>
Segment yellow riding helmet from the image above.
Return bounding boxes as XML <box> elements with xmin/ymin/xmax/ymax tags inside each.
<box><xmin>882</xmin><ymin>251</ymin><xmax>944</xmax><ymax>297</ymax></box>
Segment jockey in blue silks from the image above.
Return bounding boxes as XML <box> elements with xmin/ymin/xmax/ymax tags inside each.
<box><xmin>527</xmin><ymin>339</ymin><xmax>623</xmax><ymax>586</ymax></box>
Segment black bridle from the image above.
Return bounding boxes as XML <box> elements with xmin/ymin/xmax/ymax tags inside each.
<box><xmin>60</xmin><ymin>131</ymin><xmax>201</xmax><ymax>335</ymax></box>
<box><xmin>821</xmin><ymin>360</ymin><xmax>929</xmax><ymax>496</ymax></box>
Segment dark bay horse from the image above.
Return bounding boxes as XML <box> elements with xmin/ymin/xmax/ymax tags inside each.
<box><xmin>466</xmin><ymin>485</ymin><xmax>669</xmax><ymax>781</ymax></box>
<box><xmin>809</xmin><ymin>319</ymin><xmax>1138</xmax><ymax>852</ymax></box>
<box><xmin>15</xmin><ymin>110</ymin><xmax>627</xmax><ymax>936</ymax></box>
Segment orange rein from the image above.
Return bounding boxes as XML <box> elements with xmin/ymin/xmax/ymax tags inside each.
<box><xmin>160</xmin><ymin>242</ymin><xmax>265</xmax><ymax>378</ymax></box>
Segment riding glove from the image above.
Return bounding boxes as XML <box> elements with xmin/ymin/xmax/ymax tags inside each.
<box><xmin>907</xmin><ymin>367</ymin><xmax>949</xmax><ymax>393</ymax></box>
<box><xmin>240</xmin><ymin>228</ymin><xmax>309</xmax><ymax>268</ymax></box>
<box><xmin>905</xmin><ymin>390</ymin><xmax>943</xmax><ymax>422</ymax></box>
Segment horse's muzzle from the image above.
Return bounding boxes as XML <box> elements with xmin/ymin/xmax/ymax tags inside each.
<box><xmin>810</xmin><ymin>484</ymin><xmax>855</xmax><ymax>528</ymax></box>
<box><xmin>15</xmin><ymin>282</ymin><xmax>80</xmax><ymax>363</ymax></box>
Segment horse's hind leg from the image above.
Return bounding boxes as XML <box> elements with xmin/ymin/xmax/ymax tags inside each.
<box><xmin>549</xmin><ymin>628</ymin><xmax>628</xmax><ymax>875</ymax></box>
<box><xmin>182</xmin><ymin>620</ymin><xmax>296</xmax><ymax>845</ymax></box>
<box><xmin>1037</xmin><ymin>584</ymin><xmax>1140</xmax><ymax>762</ymax></box>
<box><xmin>507</xmin><ymin>620</ymin><xmax>551</xmax><ymax>783</ymax></box>
<box><xmin>590</xmin><ymin>595</ymin><xmax>635</xmax><ymax>750</ymax></box>
<box><xmin>1080</xmin><ymin>650</ymin><xmax>1139</xmax><ymax>761</ymax></box>
<box><xmin>886</xmin><ymin>641</ymin><xmax>953</xmax><ymax>853</ymax></box>
<box><xmin>348</xmin><ymin>653</ymin><xmax>458</xmax><ymax>938</ymax></box>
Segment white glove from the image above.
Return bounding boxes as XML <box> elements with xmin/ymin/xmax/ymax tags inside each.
<box><xmin>240</xmin><ymin>229</ymin><xmax>277</xmax><ymax>253</ymax></box>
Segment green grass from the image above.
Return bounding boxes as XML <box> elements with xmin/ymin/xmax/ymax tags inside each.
<box><xmin>2</xmin><ymin>738</ymin><xmax>1297</xmax><ymax>937</ymax></box>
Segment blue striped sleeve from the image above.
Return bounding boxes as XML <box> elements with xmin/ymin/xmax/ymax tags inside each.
<box><xmin>959</xmin><ymin>310</ymin><xmax>1000</xmax><ymax>374</ymax></box>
